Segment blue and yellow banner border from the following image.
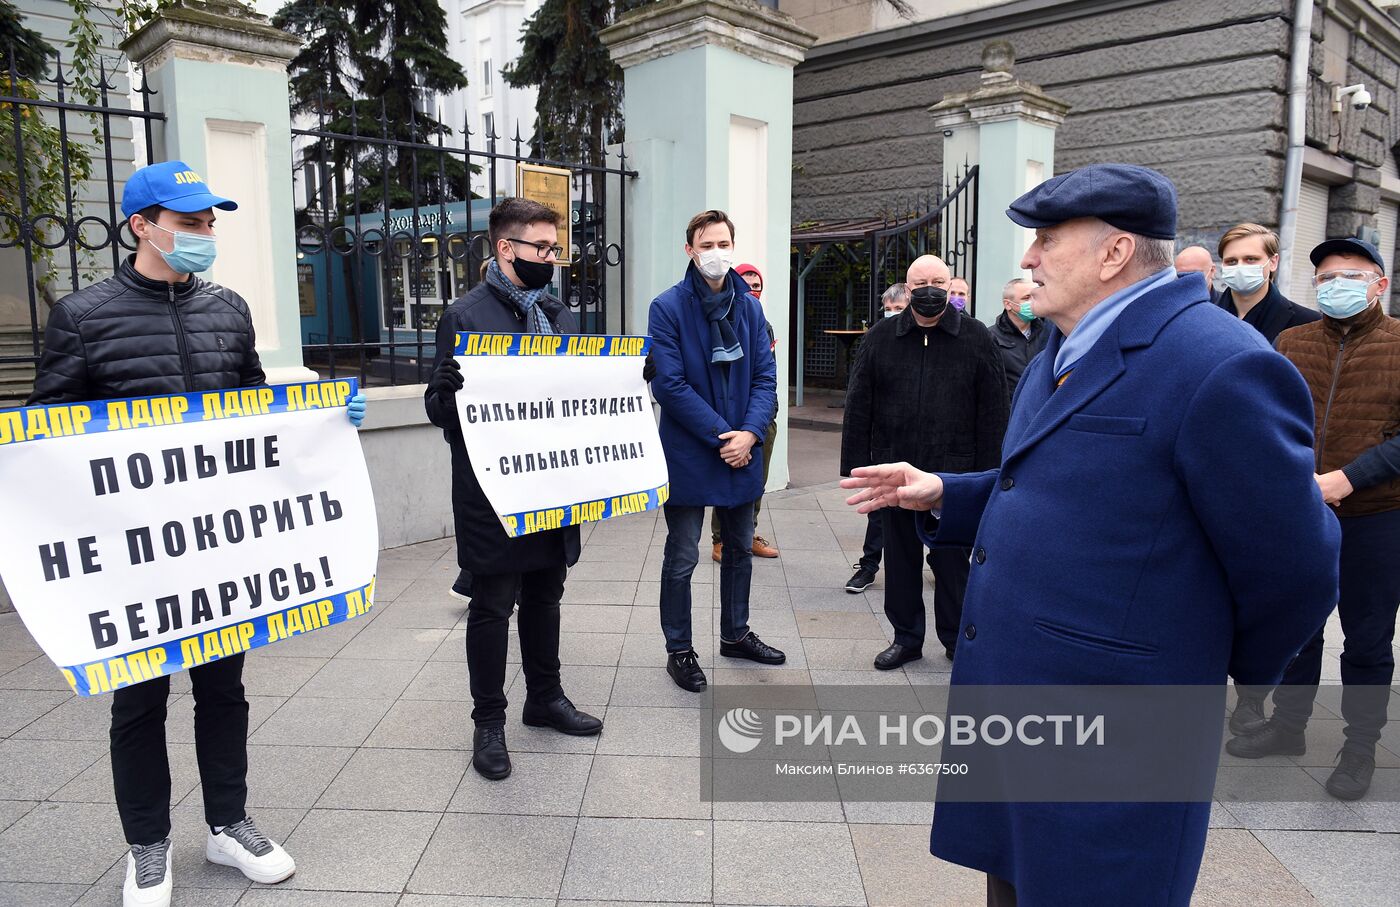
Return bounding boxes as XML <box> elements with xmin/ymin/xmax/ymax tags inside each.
<box><xmin>60</xmin><ymin>577</ymin><xmax>376</xmax><ymax>697</ymax></box>
<box><xmin>0</xmin><ymin>379</ymin><xmax>359</xmax><ymax>448</ymax></box>
<box><xmin>500</xmin><ymin>483</ymin><xmax>669</xmax><ymax>537</ymax></box>
<box><xmin>453</xmin><ymin>332</ymin><xmax>651</xmax><ymax>358</ymax></box>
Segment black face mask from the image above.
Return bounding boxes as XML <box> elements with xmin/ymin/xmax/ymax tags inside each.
<box><xmin>511</xmin><ymin>256</ymin><xmax>555</xmax><ymax>290</ymax></box>
<box><xmin>909</xmin><ymin>285</ymin><xmax>948</xmax><ymax>319</ymax></box>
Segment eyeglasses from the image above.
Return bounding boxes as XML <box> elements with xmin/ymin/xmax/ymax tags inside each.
<box><xmin>1313</xmin><ymin>270</ymin><xmax>1380</xmax><ymax>287</ymax></box>
<box><xmin>507</xmin><ymin>237</ymin><xmax>563</xmax><ymax>260</ymax></box>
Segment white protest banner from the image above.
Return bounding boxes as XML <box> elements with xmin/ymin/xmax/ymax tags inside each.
<box><xmin>453</xmin><ymin>332</ymin><xmax>668</xmax><ymax>536</ymax></box>
<box><xmin>0</xmin><ymin>379</ymin><xmax>379</xmax><ymax>696</ymax></box>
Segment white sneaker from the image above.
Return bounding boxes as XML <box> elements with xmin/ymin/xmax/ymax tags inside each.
<box><xmin>205</xmin><ymin>816</ymin><xmax>295</xmax><ymax>884</ymax></box>
<box><xmin>123</xmin><ymin>838</ymin><xmax>172</xmax><ymax>907</ymax></box>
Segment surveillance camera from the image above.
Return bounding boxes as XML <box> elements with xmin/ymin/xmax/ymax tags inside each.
<box><xmin>1334</xmin><ymin>83</ymin><xmax>1372</xmax><ymax>113</ymax></box>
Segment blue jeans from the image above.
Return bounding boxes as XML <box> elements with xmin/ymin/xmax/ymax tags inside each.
<box><xmin>660</xmin><ymin>502</ymin><xmax>753</xmax><ymax>652</ymax></box>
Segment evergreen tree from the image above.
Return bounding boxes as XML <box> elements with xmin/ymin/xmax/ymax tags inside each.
<box><xmin>502</xmin><ymin>0</ymin><xmax>635</xmax><ymax>170</ymax></box>
<box><xmin>0</xmin><ymin>0</ymin><xmax>55</xmax><ymax>79</ymax></box>
<box><xmin>274</xmin><ymin>0</ymin><xmax>471</xmax><ymax>217</ymax></box>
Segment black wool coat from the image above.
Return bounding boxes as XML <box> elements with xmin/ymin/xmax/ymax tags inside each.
<box><xmin>1217</xmin><ymin>281</ymin><xmax>1320</xmax><ymax>345</ymax></box>
<box><xmin>425</xmin><ymin>280</ymin><xmax>581</xmax><ymax>575</ymax></box>
<box><xmin>840</xmin><ymin>306</ymin><xmax>1010</xmax><ymax>477</ymax></box>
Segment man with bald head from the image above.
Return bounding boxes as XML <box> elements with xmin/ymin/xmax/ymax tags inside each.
<box><xmin>840</xmin><ymin>254</ymin><xmax>1008</xmax><ymax>669</ymax></box>
<box><xmin>1175</xmin><ymin>245</ymin><xmax>1220</xmax><ymax>305</ymax></box>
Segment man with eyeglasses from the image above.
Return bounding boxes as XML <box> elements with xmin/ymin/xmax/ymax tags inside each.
<box><xmin>425</xmin><ymin>197</ymin><xmax>603</xmax><ymax>781</ymax></box>
<box><xmin>1226</xmin><ymin>237</ymin><xmax>1399</xmax><ymax>801</ymax></box>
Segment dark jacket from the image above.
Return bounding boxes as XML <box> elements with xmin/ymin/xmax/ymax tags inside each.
<box><xmin>28</xmin><ymin>256</ymin><xmax>264</xmax><ymax>404</ymax></box>
<box><xmin>990</xmin><ymin>311</ymin><xmax>1047</xmax><ymax>402</ymax></box>
<box><xmin>648</xmin><ymin>266</ymin><xmax>778</xmax><ymax>507</ymax></box>
<box><xmin>840</xmin><ymin>305</ymin><xmax>1008</xmax><ymax>476</ymax></box>
<box><xmin>425</xmin><ymin>281</ymin><xmax>581</xmax><ymax>574</ymax></box>
<box><xmin>1217</xmin><ymin>281</ymin><xmax>1320</xmax><ymax>345</ymax></box>
<box><xmin>920</xmin><ymin>275</ymin><xmax>1339</xmax><ymax>902</ymax></box>
<box><xmin>1277</xmin><ymin>302</ymin><xmax>1400</xmax><ymax>517</ymax></box>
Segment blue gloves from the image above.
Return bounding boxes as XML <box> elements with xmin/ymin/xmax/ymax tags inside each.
<box><xmin>347</xmin><ymin>392</ymin><xmax>367</xmax><ymax>427</ymax></box>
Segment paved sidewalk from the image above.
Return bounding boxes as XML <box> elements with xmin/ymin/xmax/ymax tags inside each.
<box><xmin>1</xmin><ymin>431</ymin><xmax>1398</xmax><ymax>906</ymax></box>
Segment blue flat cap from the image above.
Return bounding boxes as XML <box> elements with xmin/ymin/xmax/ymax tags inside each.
<box><xmin>1007</xmin><ymin>163</ymin><xmax>1177</xmax><ymax>240</ymax></box>
<box><xmin>1310</xmin><ymin>237</ymin><xmax>1386</xmax><ymax>273</ymax></box>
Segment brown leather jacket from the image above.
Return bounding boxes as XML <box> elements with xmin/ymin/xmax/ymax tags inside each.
<box><xmin>1276</xmin><ymin>302</ymin><xmax>1400</xmax><ymax>517</ymax></box>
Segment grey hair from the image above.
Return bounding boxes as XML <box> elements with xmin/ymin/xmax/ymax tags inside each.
<box><xmin>1093</xmin><ymin>220</ymin><xmax>1174</xmax><ymax>278</ymax></box>
<box><xmin>882</xmin><ymin>282</ymin><xmax>910</xmax><ymax>305</ymax></box>
<box><xmin>1002</xmin><ymin>277</ymin><xmax>1032</xmax><ymax>299</ymax></box>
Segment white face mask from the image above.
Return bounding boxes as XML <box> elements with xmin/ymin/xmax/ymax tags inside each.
<box><xmin>1220</xmin><ymin>263</ymin><xmax>1267</xmax><ymax>294</ymax></box>
<box><xmin>884</xmin><ymin>309</ymin><xmax>898</xmax><ymax>318</ymax></box>
<box><xmin>695</xmin><ymin>247</ymin><xmax>733</xmax><ymax>281</ymax></box>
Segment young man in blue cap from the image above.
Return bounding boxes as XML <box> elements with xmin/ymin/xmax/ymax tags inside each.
<box><xmin>841</xmin><ymin>163</ymin><xmax>1339</xmax><ymax>905</ymax></box>
<box><xmin>1227</xmin><ymin>237</ymin><xmax>1397</xmax><ymax>801</ymax></box>
<box><xmin>29</xmin><ymin>161</ymin><xmax>366</xmax><ymax>907</ymax></box>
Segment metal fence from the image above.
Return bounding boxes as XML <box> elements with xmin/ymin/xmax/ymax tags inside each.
<box><xmin>790</xmin><ymin>163</ymin><xmax>979</xmax><ymax>398</ymax></box>
<box><xmin>290</xmin><ymin>95</ymin><xmax>637</xmax><ymax>388</ymax></box>
<box><xmin>0</xmin><ymin>52</ymin><xmax>162</xmax><ymax>405</ymax></box>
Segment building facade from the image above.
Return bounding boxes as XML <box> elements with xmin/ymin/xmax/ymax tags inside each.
<box><xmin>788</xmin><ymin>0</ymin><xmax>1400</xmax><ymax>311</ymax></box>
<box><xmin>441</xmin><ymin>0</ymin><xmax>544</xmax><ymax>197</ymax></box>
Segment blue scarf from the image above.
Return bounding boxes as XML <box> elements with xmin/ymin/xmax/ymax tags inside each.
<box><xmin>486</xmin><ymin>259</ymin><xmax>555</xmax><ymax>335</ymax></box>
<box><xmin>689</xmin><ymin>268</ymin><xmax>743</xmax><ymax>364</ymax></box>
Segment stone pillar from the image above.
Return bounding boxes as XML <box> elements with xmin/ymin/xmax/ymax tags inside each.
<box><xmin>123</xmin><ymin>0</ymin><xmax>315</xmax><ymax>384</ymax></box>
<box><xmin>1327</xmin><ymin>166</ymin><xmax>1383</xmax><ymax>240</ymax></box>
<box><xmin>930</xmin><ymin>42</ymin><xmax>1068</xmax><ymax>327</ymax></box>
<box><xmin>601</xmin><ymin>0</ymin><xmax>816</xmax><ymax>493</ymax></box>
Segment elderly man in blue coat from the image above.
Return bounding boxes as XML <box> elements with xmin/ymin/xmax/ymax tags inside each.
<box><xmin>842</xmin><ymin>164</ymin><xmax>1340</xmax><ymax>906</ymax></box>
<box><xmin>648</xmin><ymin>209</ymin><xmax>783</xmax><ymax>693</ymax></box>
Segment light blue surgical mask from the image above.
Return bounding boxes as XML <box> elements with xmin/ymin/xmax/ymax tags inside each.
<box><xmin>1220</xmin><ymin>263</ymin><xmax>1266</xmax><ymax>294</ymax></box>
<box><xmin>147</xmin><ymin>220</ymin><xmax>217</xmax><ymax>274</ymax></box>
<box><xmin>1315</xmin><ymin>277</ymin><xmax>1377</xmax><ymax>320</ymax></box>
<box><xmin>1018</xmin><ymin>301</ymin><xmax>1036</xmax><ymax>322</ymax></box>
<box><xmin>884</xmin><ymin>309</ymin><xmax>898</xmax><ymax>318</ymax></box>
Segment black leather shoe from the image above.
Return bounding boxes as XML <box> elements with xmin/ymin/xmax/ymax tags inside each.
<box><xmin>874</xmin><ymin>643</ymin><xmax>923</xmax><ymax>671</ymax></box>
<box><xmin>1229</xmin><ymin>694</ymin><xmax>1268</xmax><ymax>736</ymax></box>
<box><xmin>472</xmin><ymin>725</ymin><xmax>511</xmax><ymax>780</ymax></box>
<box><xmin>521</xmin><ymin>694</ymin><xmax>603</xmax><ymax>736</ymax></box>
<box><xmin>719</xmin><ymin>632</ymin><xmax>786</xmax><ymax>665</ymax></box>
<box><xmin>1325</xmin><ymin>749</ymin><xmax>1376</xmax><ymax>801</ymax></box>
<box><xmin>1225</xmin><ymin>721</ymin><xmax>1306</xmax><ymax>758</ymax></box>
<box><xmin>667</xmin><ymin>649</ymin><xmax>708</xmax><ymax>692</ymax></box>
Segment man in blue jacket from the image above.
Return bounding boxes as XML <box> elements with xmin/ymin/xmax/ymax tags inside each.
<box><xmin>841</xmin><ymin>164</ymin><xmax>1340</xmax><ymax>905</ymax></box>
<box><xmin>649</xmin><ymin>209</ymin><xmax>783</xmax><ymax>692</ymax></box>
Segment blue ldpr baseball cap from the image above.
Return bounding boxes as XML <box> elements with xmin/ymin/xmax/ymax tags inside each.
<box><xmin>1007</xmin><ymin>163</ymin><xmax>1178</xmax><ymax>240</ymax></box>
<box><xmin>121</xmin><ymin>161</ymin><xmax>238</xmax><ymax>218</ymax></box>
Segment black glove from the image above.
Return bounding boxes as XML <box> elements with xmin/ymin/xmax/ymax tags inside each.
<box><xmin>429</xmin><ymin>357</ymin><xmax>464</xmax><ymax>397</ymax></box>
<box><xmin>642</xmin><ymin>351</ymin><xmax>656</xmax><ymax>383</ymax></box>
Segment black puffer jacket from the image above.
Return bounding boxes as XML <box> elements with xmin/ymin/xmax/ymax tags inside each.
<box><xmin>840</xmin><ymin>305</ymin><xmax>1009</xmax><ymax>476</ymax></box>
<box><xmin>28</xmin><ymin>256</ymin><xmax>264</xmax><ymax>404</ymax></box>
<box><xmin>426</xmin><ymin>280</ymin><xmax>582</xmax><ymax>576</ymax></box>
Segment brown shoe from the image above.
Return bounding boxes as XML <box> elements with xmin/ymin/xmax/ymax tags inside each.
<box><xmin>751</xmin><ymin>535</ymin><xmax>780</xmax><ymax>558</ymax></box>
<box><xmin>712</xmin><ymin>542</ymin><xmax>722</xmax><ymax>563</ymax></box>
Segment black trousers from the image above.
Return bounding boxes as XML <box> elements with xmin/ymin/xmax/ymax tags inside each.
<box><xmin>987</xmin><ymin>874</ymin><xmax>1017</xmax><ymax>906</ymax></box>
<box><xmin>882</xmin><ymin>508</ymin><xmax>969</xmax><ymax>652</ymax></box>
<box><xmin>466</xmin><ymin>564</ymin><xmax>566</xmax><ymax>726</ymax></box>
<box><xmin>1271</xmin><ymin>509</ymin><xmax>1400</xmax><ymax>753</ymax></box>
<box><xmin>110</xmin><ymin>653</ymin><xmax>249</xmax><ymax>846</ymax></box>
<box><xmin>857</xmin><ymin>509</ymin><xmax>883</xmax><ymax>573</ymax></box>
